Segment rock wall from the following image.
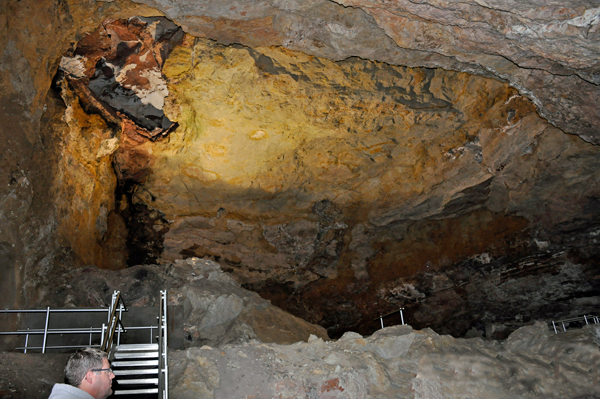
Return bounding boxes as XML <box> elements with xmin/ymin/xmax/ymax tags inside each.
<box><xmin>120</xmin><ymin>0</ymin><xmax>600</xmax><ymax>143</ymax></box>
<box><xmin>135</xmin><ymin>37</ymin><xmax>598</xmax><ymax>337</ymax></box>
<box><xmin>0</xmin><ymin>0</ymin><xmax>163</xmax><ymax>309</ymax></box>
<box><xmin>39</xmin><ymin>258</ymin><xmax>329</xmax><ymax>347</ymax></box>
<box><xmin>170</xmin><ymin>322</ymin><xmax>600</xmax><ymax>398</ymax></box>
<box><xmin>1</xmin><ymin>0</ymin><xmax>599</xmax><ymax>339</ymax></box>
<box><xmin>3</xmin><ymin>310</ymin><xmax>599</xmax><ymax>399</ymax></box>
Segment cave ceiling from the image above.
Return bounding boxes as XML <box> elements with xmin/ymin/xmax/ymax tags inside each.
<box><xmin>1</xmin><ymin>0</ymin><xmax>599</xmax><ymax>338</ymax></box>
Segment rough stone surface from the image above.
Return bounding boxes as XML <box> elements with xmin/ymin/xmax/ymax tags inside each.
<box><xmin>118</xmin><ymin>0</ymin><xmax>600</xmax><ymax>143</ymax></box>
<box><xmin>0</xmin><ymin>352</ymin><xmax>69</xmax><ymax>399</ymax></box>
<box><xmin>60</xmin><ymin>16</ymin><xmax>183</xmax><ymax>138</ymax></box>
<box><xmin>137</xmin><ymin>37</ymin><xmax>599</xmax><ymax>337</ymax></box>
<box><xmin>3</xmin><ymin>322</ymin><xmax>599</xmax><ymax>399</ymax></box>
<box><xmin>169</xmin><ymin>322</ymin><xmax>600</xmax><ymax>398</ymax></box>
<box><xmin>1</xmin><ymin>0</ymin><xmax>600</xmax><ymax>342</ymax></box>
<box><xmin>38</xmin><ymin>258</ymin><xmax>329</xmax><ymax>347</ymax></box>
<box><xmin>0</xmin><ymin>0</ymin><xmax>165</xmax><ymax>310</ymax></box>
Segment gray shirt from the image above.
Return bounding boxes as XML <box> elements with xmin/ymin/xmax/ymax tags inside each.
<box><xmin>48</xmin><ymin>383</ymin><xmax>95</xmax><ymax>399</ymax></box>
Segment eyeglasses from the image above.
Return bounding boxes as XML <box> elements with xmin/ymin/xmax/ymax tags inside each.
<box><xmin>91</xmin><ymin>368</ymin><xmax>113</xmax><ymax>374</ymax></box>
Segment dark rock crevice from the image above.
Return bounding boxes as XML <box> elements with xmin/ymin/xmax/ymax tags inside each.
<box><xmin>114</xmin><ymin>180</ymin><xmax>169</xmax><ymax>266</ymax></box>
<box><xmin>50</xmin><ymin>16</ymin><xmax>184</xmax><ymax>269</ymax></box>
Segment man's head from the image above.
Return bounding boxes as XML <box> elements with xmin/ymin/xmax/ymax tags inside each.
<box><xmin>64</xmin><ymin>348</ymin><xmax>114</xmax><ymax>399</ymax></box>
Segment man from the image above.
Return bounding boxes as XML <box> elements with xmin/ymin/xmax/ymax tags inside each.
<box><xmin>48</xmin><ymin>347</ymin><xmax>115</xmax><ymax>399</ymax></box>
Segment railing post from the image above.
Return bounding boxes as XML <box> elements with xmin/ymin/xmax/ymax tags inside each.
<box><xmin>158</xmin><ymin>294</ymin><xmax>164</xmax><ymax>399</ymax></box>
<box><xmin>399</xmin><ymin>308</ymin><xmax>405</xmax><ymax>325</ymax></box>
<box><xmin>379</xmin><ymin>316</ymin><xmax>384</xmax><ymax>329</ymax></box>
<box><xmin>117</xmin><ymin>304</ymin><xmax>123</xmax><ymax>346</ymax></box>
<box><xmin>163</xmin><ymin>290</ymin><xmax>169</xmax><ymax>399</ymax></box>
<box><xmin>158</xmin><ymin>290</ymin><xmax>169</xmax><ymax>399</ymax></box>
<box><xmin>552</xmin><ymin>321</ymin><xmax>558</xmax><ymax>334</ymax></box>
<box><xmin>584</xmin><ymin>315</ymin><xmax>588</xmax><ymax>325</ymax></box>
<box><xmin>42</xmin><ymin>307</ymin><xmax>50</xmax><ymax>353</ymax></box>
<box><xmin>562</xmin><ymin>322</ymin><xmax>566</xmax><ymax>332</ymax></box>
<box><xmin>108</xmin><ymin>292</ymin><xmax>115</xmax><ymax>324</ymax></box>
<box><xmin>24</xmin><ymin>328</ymin><xmax>30</xmax><ymax>353</ymax></box>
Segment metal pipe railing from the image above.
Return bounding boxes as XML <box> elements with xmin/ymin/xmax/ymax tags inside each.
<box><xmin>0</xmin><ymin>328</ymin><xmax>105</xmax><ymax>334</ymax></box>
<box><xmin>548</xmin><ymin>314</ymin><xmax>599</xmax><ymax>334</ymax></box>
<box><xmin>0</xmin><ymin>309</ymin><xmax>109</xmax><ymax>314</ymax></box>
<box><xmin>1</xmin><ymin>289</ymin><xmax>167</xmax><ymax>384</ymax></box>
<box><xmin>16</xmin><ymin>344</ymin><xmax>103</xmax><ymax>351</ymax></box>
<box><xmin>158</xmin><ymin>290</ymin><xmax>168</xmax><ymax>399</ymax></box>
<box><xmin>101</xmin><ymin>291</ymin><xmax>127</xmax><ymax>356</ymax></box>
<box><xmin>0</xmin><ymin>308</ymin><xmax>111</xmax><ymax>353</ymax></box>
<box><xmin>374</xmin><ymin>308</ymin><xmax>406</xmax><ymax>330</ymax></box>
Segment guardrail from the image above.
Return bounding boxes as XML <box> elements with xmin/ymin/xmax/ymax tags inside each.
<box><xmin>158</xmin><ymin>290</ymin><xmax>169</xmax><ymax>399</ymax></box>
<box><xmin>0</xmin><ymin>290</ymin><xmax>159</xmax><ymax>354</ymax></box>
<box><xmin>374</xmin><ymin>308</ymin><xmax>406</xmax><ymax>329</ymax></box>
<box><xmin>549</xmin><ymin>314</ymin><xmax>600</xmax><ymax>334</ymax></box>
<box><xmin>0</xmin><ymin>308</ymin><xmax>110</xmax><ymax>353</ymax></box>
<box><xmin>101</xmin><ymin>291</ymin><xmax>127</xmax><ymax>357</ymax></box>
<box><xmin>2</xmin><ymin>290</ymin><xmax>169</xmax><ymax>396</ymax></box>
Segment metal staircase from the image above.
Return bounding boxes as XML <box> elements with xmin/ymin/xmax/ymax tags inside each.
<box><xmin>112</xmin><ymin>343</ymin><xmax>160</xmax><ymax>396</ymax></box>
<box><xmin>106</xmin><ymin>290</ymin><xmax>169</xmax><ymax>398</ymax></box>
<box><xmin>0</xmin><ymin>289</ymin><xmax>169</xmax><ymax>399</ymax></box>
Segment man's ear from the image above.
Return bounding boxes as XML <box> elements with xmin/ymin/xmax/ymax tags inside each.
<box><xmin>84</xmin><ymin>370</ymin><xmax>94</xmax><ymax>384</ymax></box>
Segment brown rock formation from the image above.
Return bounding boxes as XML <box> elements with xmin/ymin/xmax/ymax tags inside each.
<box><xmin>0</xmin><ymin>0</ymin><xmax>599</xmax><ymax>340</ymax></box>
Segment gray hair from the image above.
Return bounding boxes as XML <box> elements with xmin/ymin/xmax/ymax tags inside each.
<box><xmin>64</xmin><ymin>347</ymin><xmax>108</xmax><ymax>387</ymax></box>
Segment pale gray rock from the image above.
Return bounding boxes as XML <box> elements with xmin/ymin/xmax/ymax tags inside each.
<box><xmin>169</xmin><ymin>323</ymin><xmax>600</xmax><ymax>398</ymax></box>
<box><xmin>40</xmin><ymin>259</ymin><xmax>329</xmax><ymax>347</ymax></box>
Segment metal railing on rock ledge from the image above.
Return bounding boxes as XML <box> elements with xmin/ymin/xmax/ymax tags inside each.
<box><xmin>549</xmin><ymin>314</ymin><xmax>600</xmax><ymax>334</ymax></box>
<box><xmin>0</xmin><ymin>290</ymin><xmax>169</xmax><ymax>398</ymax></box>
<box><xmin>374</xmin><ymin>308</ymin><xmax>406</xmax><ymax>329</ymax></box>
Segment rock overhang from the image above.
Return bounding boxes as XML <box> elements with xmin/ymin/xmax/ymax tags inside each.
<box><xmin>1</xmin><ymin>0</ymin><xmax>600</xmax><ymax>339</ymax></box>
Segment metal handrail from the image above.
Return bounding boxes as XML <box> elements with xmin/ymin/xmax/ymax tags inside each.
<box><xmin>0</xmin><ymin>308</ymin><xmax>111</xmax><ymax>353</ymax></box>
<box><xmin>158</xmin><ymin>290</ymin><xmax>168</xmax><ymax>399</ymax></box>
<box><xmin>374</xmin><ymin>308</ymin><xmax>406</xmax><ymax>329</ymax></box>
<box><xmin>102</xmin><ymin>316</ymin><xmax>117</xmax><ymax>353</ymax></box>
<box><xmin>1</xmin><ymin>328</ymin><xmax>105</xmax><ymax>334</ymax></box>
<box><xmin>1</xmin><ymin>291</ymin><xmax>165</xmax><ymax>357</ymax></box>
<box><xmin>549</xmin><ymin>314</ymin><xmax>600</xmax><ymax>334</ymax></box>
<box><xmin>0</xmin><ymin>309</ymin><xmax>109</xmax><ymax>313</ymax></box>
<box><xmin>101</xmin><ymin>291</ymin><xmax>127</xmax><ymax>355</ymax></box>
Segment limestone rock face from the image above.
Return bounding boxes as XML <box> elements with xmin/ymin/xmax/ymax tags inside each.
<box><xmin>41</xmin><ymin>258</ymin><xmax>329</xmax><ymax>347</ymax></box>
<box><xmin>0</xmin><ymin>0</ymin><xmax>166</xmax><ymax>310</ymax></box>
<box><xmin>332</xmin><ymin>0</ymin><xmax>600</xmax><ymax>143</ymax></box>
<box><xmin>1</xmin><ymin>0</ymin><xmax>600</xmax><ymax>340</ymax></box>
<box><xmin>121</xmin><ymin>37</ymin><xmax>599</xmax><ymax>337</ymax></box>
<box><xmin>121</xmin><ymin>0</ymin><xmax>600</xmax><ymax>143</ymax></box>
<box><xmin>169</xmin><ymin>322</ymin><xmax>600</xmax><ymax>398</ymax></box>
<box><xmin>52</xmin><ymin>16</ymin><xmax>185</xmax><ymax>269</ymax></box>
<box><xmin>60</xmin><ymin>17</ymin><xmax>182</xmax><ymax>139</ymax></box>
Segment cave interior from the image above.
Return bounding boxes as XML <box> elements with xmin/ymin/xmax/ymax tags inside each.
<box><xmin>1</xmin><ymin>0</ymin><xmax>599</xmax><ymax>342</ymax></box>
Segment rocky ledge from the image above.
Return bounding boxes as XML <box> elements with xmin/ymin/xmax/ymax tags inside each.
<box><xmin>38</xmin><ymin>258</ymin><xmax>329</xmax><ymax>348</ymax></box>
<box><xmin>170</xmin><ymin>322</ymin><xmax>600</xmax><ymax>398</ymax></box>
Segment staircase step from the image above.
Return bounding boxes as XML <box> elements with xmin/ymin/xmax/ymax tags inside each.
<box><xmin>114</xmin><ymin>351</ymin><xmax>158</xmax><ymax>359</ymax></box>
<box><xmin>112</xmin><ymin>359</ymin><xmax>159</xmax><ymax>367</ymax></box>
<box><xmin>113</xmin><ymin>368</ymin><xmax>158</xmax><ymax>376</ymax></box>
<box><xmin>116</xmin><ymin>343</ymin><xmax>159</xmax><ymax>351</ymax></box>
<box><xmin>114</xmin><ymin>388</ymin><xmax>159</xmax><ymax>395</ymax></box>
<box><xmin>117</xmin><ymin>378</ymin><xmax>159</xmax><ymax>385</ymax></box>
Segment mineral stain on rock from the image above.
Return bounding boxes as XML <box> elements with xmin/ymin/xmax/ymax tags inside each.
<box><xmin>59</xmin><ymin>16</ymin><xmax>183</xmax><ymax>137</ymax></box>
<box><xmin>40</xmin><ymin>13</ymin><xmax>600</xmax><ymax>339</ymax></box>
<box><xmin>53</xmin><ymin>16</ymin><xmax>182</xmax><ymax>268</ymax></box>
